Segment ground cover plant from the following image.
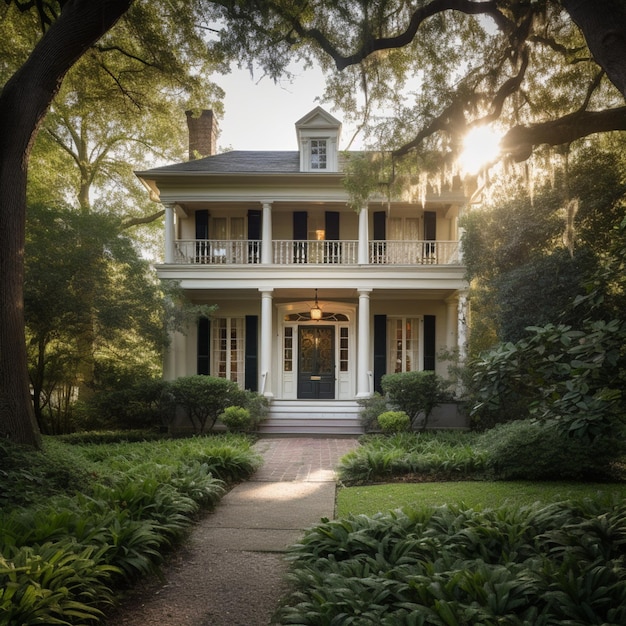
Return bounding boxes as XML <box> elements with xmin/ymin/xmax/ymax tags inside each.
<box><xmin>277</xmin><ymin>497</ymin><xmax>626</xmax><ymax>625</ymax></box>
<box><xmin>338</xmin><ymin>422</ymin><xmax>625</xmax><ymax>485</ymax></box>
<box><xmin>0</xmin><ymin>433</ymin><xmax>260</xmax><ymax>625</ymax></box>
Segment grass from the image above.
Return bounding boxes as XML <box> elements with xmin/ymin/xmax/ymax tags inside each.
<box><xmin>337</xmin><ymin>480</ymin><xmax>626</xmax><ymax>517</ymax></box>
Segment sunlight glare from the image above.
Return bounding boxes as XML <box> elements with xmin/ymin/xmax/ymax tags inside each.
<box><xmin>458</xmin><ymin>126</ymin><xmax>502</xmax><ymax>176</ymax></box>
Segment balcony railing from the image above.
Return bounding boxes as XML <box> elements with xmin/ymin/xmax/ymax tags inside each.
<box><xmin>173</xmin><ymin>239</ymin><xmax>460</xmax><ymax>265</ymax></box>
<box><xmin>369</xmin><ymin>240</ymin><xmax>460</xmax><ymax>265</ymax></box>
<box><xmin>274</xmin><ymin>240</ymin><xmax>358</xmax><ymax>264</ymax></box>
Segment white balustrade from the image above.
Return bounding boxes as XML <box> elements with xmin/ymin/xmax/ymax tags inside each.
<box><xmin>171</xmin><ymin>239</ymin><xmax>460</xmax><ymax>265</ymax></box>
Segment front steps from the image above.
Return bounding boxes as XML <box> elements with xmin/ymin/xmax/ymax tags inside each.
<box><xmin>258</xmin><ymin>400</ymin><xmax>363</xmax><ymax>436</ymax></box>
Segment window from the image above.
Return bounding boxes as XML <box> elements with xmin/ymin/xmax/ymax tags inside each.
<box><xmin>310</xmin><ymin>139</ymin><xmax>327</xmax><ymax>169</ymax></box>
<box><xmin>339</xmin><ymin>327</ymin><xmax>349</xmax><ymax>372</ymax></box>
<box><xmin>388</xmin><ymin>318</ymin><xmax>419</xmax><ymax>373</ymax></box>
<box><xmin>283</xmin><ymin>327</ymin><xmax>293</xmax><ymax>372</ymax></box>
<box><xmin>212</xmin><ymin>318</ymin><xmax>244</xmax><ymax>384</ymax></box>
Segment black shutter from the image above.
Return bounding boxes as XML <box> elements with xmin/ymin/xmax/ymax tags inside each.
<box><xmin>325</xmin><ymin>211</ymin><xmax>340</xmax><ymax>263</ymax></box>
<box><xmin>325</xmin><ymin>211</ymin><xmax>340</xmax><ymax>240</ymax></box>
<box><xmin>373</xmin><ymin>315</ymin><xmax>387</xmax><ymax>394</ymax></box>
<box><xmin>245</xmin><ymin>315</ymin><xmax>258</xmax><ymax>391</ymax></box>
<box><xmin>195</xmin><ymin>209</ymin><xmax>209</xmax><ymax>239</ymax></box>
<box><xmin>424</xmin><ymin>211</ymin><xmax>436</xmax><ymax>240</ymax></box>
<box><xmin>197</xmin><ymin>317</ymin><xmax>210</xmax><ymax>375</ymax></box>
<box><xmin>293</xmin><ymin>211</ymin><xmax>308</xmax><ymax>239</ymax></box>
<box><xmin>247</xmin><ymin>209</ymin><xmax>262</xmax><ymax>263</ymax></box>
<box><xmin>373</xmin><ymin>211</ymin><xmax>386</xmax><ymax>240</ymax></box>
<box><xmin>372</xmin><ymin>211</ymin><xmax>387</xmax><ymax>263</ymax></box>
<box><xmin>293</xmin><ymin>211</ymin><xmax>308</xmax><ymax>263</ymax></box>
<box><xmin>423</xmin><ymin>315</ymin><xmax>436</xmax><ymax>371</ymax></box>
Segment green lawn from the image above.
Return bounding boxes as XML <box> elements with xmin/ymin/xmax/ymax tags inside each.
<box><xmin>336</xmin><ymin>480</ymin><xmax>626</xmax><ymax>517</ymax></box>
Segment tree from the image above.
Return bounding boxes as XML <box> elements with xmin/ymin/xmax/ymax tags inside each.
<box><xmin>0</xmin><ymin>0</ymin><xmax>223</xmax><ymax>446</ymax></box>
<box><xmin>463</xmin><ymin>143</ymin><xmax>626</xmax><ymax>347</ymax></box>
<box><xmin>25</xmin><ymin>203</ymin><xmax>169</xmax><ymax>433</ymax></box>
<box><xmin>213</xmin><ymin>1</ymin><xmax>626</xmax><ymax>172</ymax></box>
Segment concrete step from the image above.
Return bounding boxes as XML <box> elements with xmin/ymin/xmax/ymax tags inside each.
<box><xmin>259</xmin><ymin>400</ymin><xmax>363</xmax><ymax>435</ymax></box>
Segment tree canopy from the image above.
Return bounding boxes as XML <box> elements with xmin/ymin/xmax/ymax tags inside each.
<box><xmin>212</xmin><ymin>0</ymin><xmax>626</xmax><ymax>178</ymax></box>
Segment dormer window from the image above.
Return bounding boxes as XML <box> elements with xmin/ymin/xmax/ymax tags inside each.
<box><xmin>296</xmin><ymin>107</ymin><xmax>341</xmax><ymax>172</ymax></box>
<box><xmin>310</xmin><ymin>139</ymin><xmax>328</xmax><ymax>170</ymax></box>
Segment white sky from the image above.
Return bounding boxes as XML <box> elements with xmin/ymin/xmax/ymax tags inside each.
<box><xmin>215</xmin><ymin>64</ymin><xmax>361</xmax><ymax>152</ymax></box>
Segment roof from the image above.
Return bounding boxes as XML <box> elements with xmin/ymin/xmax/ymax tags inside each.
<box><xmin>139</xmin><ymin>151</ymin><xmax>302</xmax><ymax>176</ymax></box>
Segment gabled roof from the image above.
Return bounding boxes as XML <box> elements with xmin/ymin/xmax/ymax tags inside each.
<box><xmin>138</xmin><ymin>150</ymin><xmax>301</xmax><ymax>176</ymax></box>
<box><xmin>295</xmin><ymin>106</ymin><xmax>341</xmax><ymax>130</ymax></box>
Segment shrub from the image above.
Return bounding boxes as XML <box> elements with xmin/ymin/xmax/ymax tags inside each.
<box><xmin>357</xmin><ymin>393</ymin><xmax>389</xmax><ymax>431</ymax></box>
<box><xmin>164</xmin><ymin>375</ymin><xmax>244</xmax><ymax>433</ymax></box>
<box><xmin>381</xmin><ymin>371</ymin><xmax>452</xmax><ymax>430</ymax></box>
<box><xmin>277</xmin><ymin>498</ymin><xmax>626</xmax><ymax>625</ymax></box>
<box><xmin>377</xmin><ymin>410</ymin><xmax>410</xmax><ymax>433</ymax></box>
<box><xmin>479</xmin><ymin>419</ymin><xmax>624</xmax><ymax>481</ymax></box>
<box><xmin>220</xmin><ymin>406</ymin><xmax>253</xmax><ymax>432</ymax></box>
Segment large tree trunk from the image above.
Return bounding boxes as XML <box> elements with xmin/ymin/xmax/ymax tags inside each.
<box><xmin>0</xmin><ymin>0</ymin><xmax>133</xmax><ymax>446</ymax></box>
<box><xmin>563</xmin><ymin>0</ymin><xmax>626</xmax><ymax>100</ymax></box>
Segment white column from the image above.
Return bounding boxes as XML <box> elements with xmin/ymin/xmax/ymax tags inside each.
<box><xmin>356</xmin><ymin>288</ymin><xmax>372</xmax><ymax>398</ymax></box>
<box><xmin>457</xmin><ymin>291</ymin><xmax>469</xmax><ymax>361</ymax></box>
<box><xmin>261</xmin><ymin>202</ymin><xmax>273</xmax><ymax>264</ymax></box>
<box><xmin>164</xmin><ymin>203</ymin><xmax>175</xmax><ymax>264</ymax></box>
<box><xmin>260</xmin><ymin>289</ymin><xmax>274</xmax><ymax>397</ymax></box>
<box><xmin>445</xmin><ymin>295</ymin><xmax>458</xmax><ymax>351</ymax></box>
<box><xmin>357</xmin><ymin>205</ymin><xmax>369</xmax><ymax>264</ymax></box>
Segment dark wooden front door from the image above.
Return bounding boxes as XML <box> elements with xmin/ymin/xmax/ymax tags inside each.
<box><xmin>297</xmin><ymin>326</ymin><xmax>335</xmax><ymax>399</ymax></box>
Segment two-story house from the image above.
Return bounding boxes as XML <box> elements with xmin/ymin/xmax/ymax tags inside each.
<box><xmin>136</xmin><ymin>107</ymin><xmax>469</xmax><ymax>434</ymax></box>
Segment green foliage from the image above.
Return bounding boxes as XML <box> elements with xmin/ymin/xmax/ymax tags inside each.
<box><xmin>0</xmin><ymin>434</ymin><xmax>258</xmax><ymax>623</ymax></box>
<box><xmin>381</xmin><ymin>371</ymin><xmax>452</xmax><ymax>430</ymax></box>
<box><xmin>338</xmin><ymin>432</ymin><xmax>485</xmax><ymax>485</ymax></box>
<box><xmin>219</xmin><ymin>406</ymin><xmax>253</xmax><ymax>432</ymax></box>
<box><xmin>278</xmin><ymin>498</ymin><xmax>626</xmax><ymax>625</ymax></box>
<box><xmin>357</xmin><ymin>392</ymin><xmax>389</xmax><ymax>432</ymax></box>
<box><xmin>377</xmin><ymin>410</ymin><xmax>410</xmax><ymax>434</ymax></box>
<box><xmin>0</xmin><ymin>438</ymin><xmax>95</xmax><ymax>510</ymax></box>
<box><xmin>83</xmin><ymin>379</ymin><xmax>171</xmax><ymax>431</ymax></box>
<box><xmin>164</xmin><ymin>375</ymin><xmax>247</xmax><ymax>434</ymax></box>
<box><xmin>469</xmin><ymin>319</ymin><xmax>626</xmax><ymax>439</ymax></box>
<box><xmin>479</xmin><ymin>419</ymin><xmax>625</xmax><ymax>481</ymax></box>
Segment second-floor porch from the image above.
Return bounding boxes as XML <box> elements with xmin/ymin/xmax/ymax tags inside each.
<box><xmin>172</xmin><ymin>238</ymin><xmax>461</xmax><ymax>266</ymax></box>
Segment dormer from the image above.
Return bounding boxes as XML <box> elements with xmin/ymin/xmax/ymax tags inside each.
<box><xmin>296</xmin><ymin>106</ymin><xmax>342</xmax><ymax>173</ymax></box>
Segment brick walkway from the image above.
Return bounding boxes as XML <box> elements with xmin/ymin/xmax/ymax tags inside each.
<box><xmin>252</xmin><ymin>437</ymin><xmax>359</xmax><ymax>482</ymax></box>
<box><xmin>106</xmin><ymin>436</ymin><xmax>360</xmax><ymax>626</ymax></box>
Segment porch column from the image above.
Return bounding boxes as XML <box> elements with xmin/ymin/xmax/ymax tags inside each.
<box><xmin>445</xmin><ymin>295</ymin><xmax>458</xmax><ymax>351</ymax></box>
<box><xmin>261</xmin><ymin>202</ymin><xmax>273</xmax><ymax>264</ymax></box>
<box><xmin>260</xmin><ymin>288</ymin><xmax>274</xmax><ymax>397</ymax></box>
<box><xmin>457</xmin><ymin>290</ymin><xmax>469</xmax><ymax>361</ymax></box>
<box><xmin>164</xmin><ymin>203</ymin><xmax>175</xmax><ymax>264</ymax></box>
<box><xmin>357</xmin><ymin>205</ymin><xmax>369</xmax><ymax>264</ymax></box>
<box><xmin>356</xmin><ymin>288</ymin><xmax>372</xmax><ymax>398</ymax></box>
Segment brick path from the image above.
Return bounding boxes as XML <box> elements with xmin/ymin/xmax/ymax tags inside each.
<box><xmin>252</xmin><ymin>437</ymin><xmax>359</xmax><ymax>482</ymax></box>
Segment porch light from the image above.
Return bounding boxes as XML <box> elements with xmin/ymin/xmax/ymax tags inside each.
<box><xmin>310</xmin><ymin>289</ymin><xmax>323</xmax><ymax>320</ymax></box>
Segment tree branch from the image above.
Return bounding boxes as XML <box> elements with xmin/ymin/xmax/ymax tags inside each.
<box><xmin>282</xmin><ymin>0</ymin><xmax>512</xmax><ymax>71</ymax></box>
<box><xmin>501</xmin><ymin>106</ymin><xmax>626</xmax><ymax>161</ymax></box>
<box><xmin>121</xmin><ymin>209</ymin><xmax>164</xmax><ymax>230</ymax></box>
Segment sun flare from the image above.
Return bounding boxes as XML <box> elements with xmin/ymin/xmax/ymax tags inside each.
<box><xmin>458</xmin><ymin>126</ymin><xmax>502</xmax><ymax>176</ymax></box>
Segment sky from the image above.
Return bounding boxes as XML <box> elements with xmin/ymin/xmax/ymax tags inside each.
<box><xmin>215</xmin><ymin>64</ymin><xmax>361</xmax><ymax>152</ymax></box>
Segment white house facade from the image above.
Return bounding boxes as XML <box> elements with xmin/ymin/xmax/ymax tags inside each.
<box><xmin>136</xmin><ymin>107</ymin><xmax>469</xmax><ymax>434</ymax></box>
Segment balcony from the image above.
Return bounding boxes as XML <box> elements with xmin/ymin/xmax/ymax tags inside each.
<box><xmin>173</xmin><ymin>239</ymin><xmax>461</xmax><ymax>265</ymax></box>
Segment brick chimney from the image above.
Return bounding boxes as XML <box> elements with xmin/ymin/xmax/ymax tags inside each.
<box><xmin>185</xmin><ymin>110</ymin><xmax>218</xmax><ymax>160</ymax></box>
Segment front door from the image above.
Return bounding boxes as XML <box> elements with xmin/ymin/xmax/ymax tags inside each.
<box><xmin>297</xmin><ymin>325</ymin><xmax>335</xmax><ymax>399</ymax></box>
